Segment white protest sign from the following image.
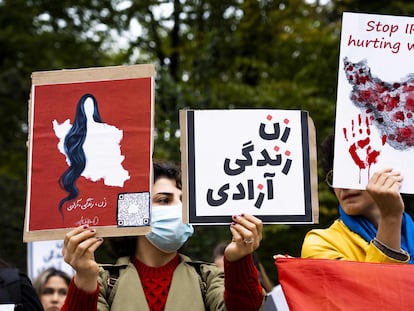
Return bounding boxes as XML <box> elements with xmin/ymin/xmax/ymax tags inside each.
<box><xmin>27</xmin><ymin>240</ymin><xmax>74</xmax><ymax>280</ymax></box>
<box><xmin>180</xmin><ymin>109</ymin><xmax>318</xmax><ymax>224</ymax></box>
<box><xmin>334</xmin><ymin>12</ymin><xmax>414</xmax><ymax>192</ymax></box>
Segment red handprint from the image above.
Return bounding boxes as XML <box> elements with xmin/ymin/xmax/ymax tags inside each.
<box><xmin>343</xmin><ymin>114</ymin><xmax>384</xmax><ymax>183</ymax></box>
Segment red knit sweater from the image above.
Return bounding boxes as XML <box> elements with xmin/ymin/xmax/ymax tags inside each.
<box><xmin>132</xmin><ymin>255</ymin><xmax>179</xmax><ymax>310</ymax></box>
<box><xmin>61</xmin><ymin>254</ymin><xmax>263</xmax><ymax>311</ymax></box>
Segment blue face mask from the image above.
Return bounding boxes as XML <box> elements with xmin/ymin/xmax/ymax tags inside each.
<box><xmin>145</xmin><ymin>204</ymin><xmax>194</xmax><ymax>253</ymax></box>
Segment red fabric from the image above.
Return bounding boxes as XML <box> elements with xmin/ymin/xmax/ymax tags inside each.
<box><xmin>275</xmin><ymin>257</ymin><xmax>414</xmax><ymax>311</ymax></box>
<box><xmin>224</xmin><ymin>254</ymin><xmax>264</xmax><ymax>311</ymax></box>
<box><xmin>132</xmin><ymin>255</ymin><xmax>179</xmax><ymax>311</ymax></box>
<box><xmin>61</xmin><ymin>278</ymin><xmax>99</xmax><ymax>311</ymax></box>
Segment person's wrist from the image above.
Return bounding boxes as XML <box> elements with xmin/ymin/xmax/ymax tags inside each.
<box><xmin>379</xmin><ymin>211</ymin><xmax>403</xmax><ymax>226</ymax></box>
<box><xmin>74</xmin><ymin>272</ymin><xmax>99</xmax><ymax>293</ymax></box>
<box><xmin>224</xmin><ymin>253</ymin><xmax>243</xmax><ymax>262</ymax></box>
<box><xmin>372</xmin><ymin>238</ymin><xmax>409</xmax><ymax>261</ymax></box>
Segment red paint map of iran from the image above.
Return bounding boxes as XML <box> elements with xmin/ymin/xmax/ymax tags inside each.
<box><xmin>343</xmin><ymin>57</ymin><xmax>414</xmax><ymax>151</ymax></box>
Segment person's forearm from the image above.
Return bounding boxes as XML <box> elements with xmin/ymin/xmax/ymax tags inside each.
<box><xmin>61</xmin><ymin>278</ymin><xmax>99</xmax><ymax>311</ymax></box>
<box><xmin>223</xmin><ymin>255</ymin><xmax>264</xmax><ymax>311</ymax></box>
<box><xmin>74</xmin><ymin>273</ymin><xmax>99</xmax><ymax>293</ymax></box>
<box><xmin>376</xmin><ymin>214</ymin><xmax>403</xmax><ymax>251</ymax></box>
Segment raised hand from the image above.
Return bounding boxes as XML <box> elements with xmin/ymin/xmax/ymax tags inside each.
<box><xmin>62</xmin><ymin>225</ymin><xmax>104</xmax><ymax>292</ymax></box>
<box><xmin>224</xmin><ymin>214</ymin><xmax>263</xmax><ymax>262</ymax></box>
<box><xmin>366</xmin><ymin>168</ymin><xmax>404</xmax><ymax>251</ymax></box>
<box><xmin>366</xmin><ymin>168</ymin><xmax>404</xmax><ymax>218</ymax></box>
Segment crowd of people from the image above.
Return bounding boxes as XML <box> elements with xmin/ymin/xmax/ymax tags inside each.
<box><xmin>1</xmin><ymin>132</ymin><xmax>413</xmax><ymax>310</ymax></box>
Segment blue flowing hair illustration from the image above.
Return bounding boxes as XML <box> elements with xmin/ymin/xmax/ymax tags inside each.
<box><xmin>58</xmin><ymin>94</ymin><xmax>103</xmax><ymax>219</ymax></box>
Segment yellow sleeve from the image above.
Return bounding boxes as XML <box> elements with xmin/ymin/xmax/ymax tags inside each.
<box><xmin>301</xmin><ymin>219</ymin><xmax>409</xmax><ymax>263</ymax></box>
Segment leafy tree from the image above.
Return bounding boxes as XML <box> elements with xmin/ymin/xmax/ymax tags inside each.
<box><xmin>2</xmin><ymin>0</ymin><xmax>414</xmax><ymax>283</ymax></box>
<box><xmin>117</xmin><ymin>0</ymin><xmax>342</xmax><ymax>281</ymax></box>
<box><xmin>0</xmin><ymin>0</ymin><xmax>117</xmax><ymax>269</ymax></box>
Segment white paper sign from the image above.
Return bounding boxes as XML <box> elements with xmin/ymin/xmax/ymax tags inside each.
<box><xmin>180</xmin><ymin>109</ymin><xmax>318</xmax><ymax>224</ymax></box>
<box><xmin>27</xmin><ymin>240</ymin><xmax>74</xmax><ymax>280</ymax></box>
<box><xmin>334</xmin><ymin>12</ymin><xmax>414</xmax><ymax>193</ymax></box>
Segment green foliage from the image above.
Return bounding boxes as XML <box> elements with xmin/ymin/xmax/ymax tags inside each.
<box><xmin>2</xmin><ymin>0</ymin><xmax>414</xmax><ymax>283</ymax></box>
<box><xmin>0</xmin><ymin>0</ymin><xmax>117</xmax><ymax>270</ymax></box>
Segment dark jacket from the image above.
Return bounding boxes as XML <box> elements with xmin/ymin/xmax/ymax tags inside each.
<box><xmin>0</xmin><ymin>268</ymin><xmax>44</xmax><ymax>311</ymax></box>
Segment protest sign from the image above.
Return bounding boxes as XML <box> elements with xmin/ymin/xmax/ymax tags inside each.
<box><xmin>180</xmin><ymin>109</ymin><xmax>318</xmax><ymax>224</ymax></box>
<box><xmin>27</xmin><ymin>240</ymin><xmax>74</xmax><ymax>280</ymax></box>
<box><xmin>24</xmin><ymin>64</ymin><xmax>154</xmax><ymax>241</ymax></box>
<box><xmin>334</xmin><ymin>12</ymin><xmax>414</xmax><ymax>192</ymax></box>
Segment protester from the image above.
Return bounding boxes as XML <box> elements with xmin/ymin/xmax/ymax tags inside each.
<box><xmin>0</xmin><ymin>257</ymin><xmax>44</xmax><ymax>310</ymax></box>
<box><xmin>301</xmin><ymin>133</ymin><xmax>414</xmax><ymax>263</ymax></box>
<box><xmin>212</xmin><ymin>240</ymin><xmax>229</xmax><ymax>269</ymax></box>
<box><xmin>61</xmin><ymin>160</ymin><xmax>265</xmax><ymax>310</ymax></box>
<box><xmin>33</xmin><ymin>267</ymin><xmax>70</xmax><ymax>311</ymax></box>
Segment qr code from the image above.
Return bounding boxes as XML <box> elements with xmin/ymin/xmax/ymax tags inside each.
<box><xmin>117</xmin><ymin>192</ymin><xmax>150</xmax><ymax>227</ymax></box>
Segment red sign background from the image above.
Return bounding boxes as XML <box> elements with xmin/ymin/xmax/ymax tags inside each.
<box><xmin>28</xmin><ymin>77</ymin><xmax>152</xmax><ymax>231</ymax></box>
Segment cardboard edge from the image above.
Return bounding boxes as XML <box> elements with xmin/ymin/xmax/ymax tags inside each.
<box><xmin>31</xmin><ymin>64</ymin><xmax>155</xmax><ymax>85</ymax></box>
<box><xmin>23</xmin><ymin>226</ymin><xmax>151</xmax><ymax>243</ymax></box>
<box><xmin>308</xmin><ymin>115</ymin><xmax>319</xmax><ymax>224</ymax></box>
<box><xmin>24</xmin><ymin>86</ymin><xmax>35</xmax><ymax>242</ymax></box>
<box><xmin>179</xmin><ymin>109</ymin><xmax>190</xmax><ymax>223</ymax></box>
<box><xmin>148</xmin><ymin>75</ymin><xmax>155</xmax><ymax>229</ymax></box>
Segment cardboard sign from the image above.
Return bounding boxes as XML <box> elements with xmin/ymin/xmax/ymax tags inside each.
<box><xmin>24</xmin><ymin>64</ymin><xmax>154</xmax><ymax>241</ymax></box>
<box><xmin>334</xmin><ymin>12</ymin><xmax>414</xmax><ymax>192</ymax></box>
<box><xmin>180</xmin><ymin>109</ymin><xmax>318</xmax><ymax>224</ymax></box>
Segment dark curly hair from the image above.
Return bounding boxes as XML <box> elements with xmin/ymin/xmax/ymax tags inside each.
<box><xmin>107</xmin><ymin>160</ymin><xmax>182</xmax><ymax>258</ymax></box>
<box><xmin>153</xmin><ymin>160</ymin><xmax>181</xmax><ymax>190</ymax></box>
